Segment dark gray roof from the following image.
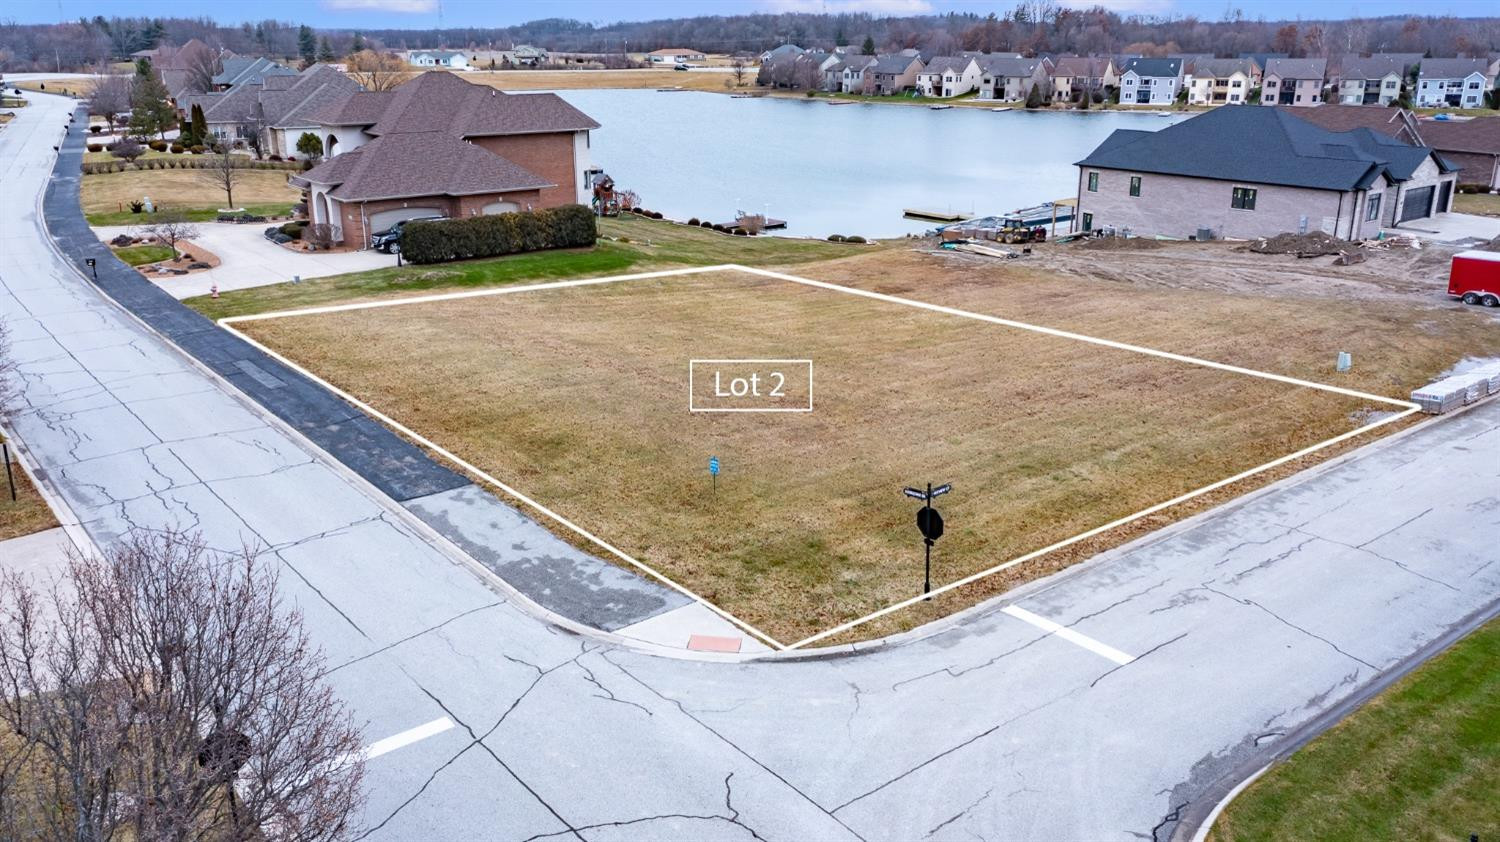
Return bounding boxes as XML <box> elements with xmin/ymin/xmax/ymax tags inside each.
<box><xmin>1264</xmin><ymin>57</ymin><xmax>1327</xmax><ymax>79</ymax></box>
<box><xmin>1186</xmin><ymin>58</ymin><xmax>1255</xmax><ymax>78</ymax></box>
<box><xmin>213</xmin><ymin>56</ymin><xmax>297</xmax><ymax>87</ymax></box>
<box><xmin>1338</xmin><ymin>55</ymin><xmax>1405</xmax><ymax>80</ymax></box>
<box><xmin>1121</xmin><ymin>57</ymin><xmax>1182</xmax><ymax>79</ymax></box>
<box><xmin>870</xmin><ymin>54</ymin><xmax>921</xmax><ymax>74</ymax></box>
<box><xmin>1076</xmin><ymin>105</ymin><xmax>1451</xmax><ymax>191</ymax></box>
<box><xmin>1418</xmin><ymin>58</ymin><xmax>1488</xmax><ymax>79</ymax></box>
<box><xmin>977</xmin><ymin>55</ymin><xmax>1044</xmax><ymax>77</ymax></box>
<box><xmin>921</xmin><ymin>56</ymin><xmax>974</xmax><ymax>76</ymax></box>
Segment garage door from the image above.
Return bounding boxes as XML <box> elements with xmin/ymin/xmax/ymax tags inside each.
<box><xmin>481</xmin><ymin>201</ymin><xmax>520</xmax><ymax>215</ymax></box>
<box><xmin>369</xmin><ymin>207</ymin><xmax>444</xmax><ymax>233</ymax></box>
<box><xmin>1438</xmin><ymin>181</ymin><xmax>1452</xmax><ymax>214</ymax></box>
<box><xmin>1400</xmin><ymin>186</ymin><xmax>1434</xmax><ymax>223</ymax></box>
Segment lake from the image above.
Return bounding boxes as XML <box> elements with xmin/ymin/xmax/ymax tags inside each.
<box><xmin>551</xmin><ymin>89</ymin><xmax>1189</xmax><ymax>239</ymax></box>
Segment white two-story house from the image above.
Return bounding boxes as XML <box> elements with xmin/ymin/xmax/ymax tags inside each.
<box><xmin>915</xmin><ymin>56</ymin><xmax>982</xmax><ymax>98</ymax></box>
<box><xmin>1118</xmin><ymin>57</ymin><xmax>1183</xmax><ymax>105</ymax></box>
<box><xmin>1183</xmin><ymin>57</ymin><xmax>1258</xmax><ymax>105</ymax></box>
<box><xmin>1415</xmin><ymin>58</ymin><xmax>1491</xmax><ymax>109</ymax></box>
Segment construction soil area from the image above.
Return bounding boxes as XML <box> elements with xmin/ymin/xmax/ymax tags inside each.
<box><xmin>237</xmin><ymin>242</ymin><xmax>1500</xmax><ymax>645</ymax></box>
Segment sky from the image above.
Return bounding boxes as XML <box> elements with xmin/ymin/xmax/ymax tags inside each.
<box><xmin>11</xmin><ymin>0</ymin><xmax>1500</xmax><ymax>28</ymax></box>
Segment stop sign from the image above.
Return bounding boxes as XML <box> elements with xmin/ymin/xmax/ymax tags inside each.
<box><xmin>917</xmin><ymin>506</ymin><xmax>944</xmax><ymax>541</ymax></box>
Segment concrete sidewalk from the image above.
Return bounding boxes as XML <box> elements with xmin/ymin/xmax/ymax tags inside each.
<box><xmin>92</xmin><ymin>222</ymin><xmax>393</xmax><ymax>299</ymax></box>
<box><xmin>1386</xmin><ymin>211</ymin><xmax>1500</xmax><ymax>244</ymax></box>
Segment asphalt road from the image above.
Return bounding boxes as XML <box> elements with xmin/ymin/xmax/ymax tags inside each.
<box><xmin>4</xmin><ymin>90</ymin><xmax>1498</xmax><ymax>841</ymax></box>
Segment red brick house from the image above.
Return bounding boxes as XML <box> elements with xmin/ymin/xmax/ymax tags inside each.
<box><xmin>293</xmin><ymin>72</ymin><xmax>599</xmax><ymax>249</ymax></box>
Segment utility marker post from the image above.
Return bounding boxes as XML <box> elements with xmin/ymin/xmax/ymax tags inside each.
<box><xmin>903</xmin><ymin>482</ymin><xmax>951</xmax><ymax>596</ymax></box>
<box><xmin>709</xmin><ymin>455</ymin><xmax>720</xmax><ymax>495</ymax></box>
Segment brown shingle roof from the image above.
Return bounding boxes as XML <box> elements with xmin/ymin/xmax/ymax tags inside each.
<box><xmin>368</xmin><ymin>72</ymin><xmax>599</xmax><ymax>137</ymax></box>
<box><xmin>1280</xmin><ymin>104</ymin><xmax>1424</xmax><ymax>146</ymax></box>
<box><xmin>296</xmin><ymin>131</ymin><xmax>553</xmax><ymax>201</ymax></box>
<box><xmin>306</xmin><ymin>90</ymin><xmax>396</xmax><ymax>126</ymax></box>
<box><xmin>1420</xmin><ymin>117</ymin><xmax>1500</xmax><ymax>155</ymax></box>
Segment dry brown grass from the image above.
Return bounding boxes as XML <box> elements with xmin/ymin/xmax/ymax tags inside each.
<box><xmin>466</xmin><ymin>68</ymin><xmax>747</xmax><ymax>93</ymax></box>
<box><xmin>237</xmin><ymin>258</ymin><xmax>1495</xmax><ymax>645</ymax></box>
<box><xmin>10</xmin><ymin>77</ymin><xmax>95</xmax><ymax>97</ymax></box>
<box><xmin>80</xmin><ymin>168</ymin><xmax>300</xmax><ymax>216</ymax></box>
<box><xmin>0</xmin><ymin>454</ymin><xmax>58</xmax><ymax>542</ymax></box>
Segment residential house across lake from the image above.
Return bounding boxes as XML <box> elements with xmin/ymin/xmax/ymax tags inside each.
<box><xmin>1183</xmin><ymin>58</ymin><xmax>1258</xmax><ymax>105</ymax></box>
<box><xmin>1414</xmin><ymin>58</ymin><xmax>1493</xmax><ymax>108</ymax></box>
<box><xmin>1118</xmin><ymin>58</ymin><xmax>1182</xmax><ymax>105</ymax></box>
<box><xmin>1049</xmin><ymin>57</ymin><xmax>1115</xmax><ymax>104</ymax></box>
<box><xmin>1072</xmin><ymin>106</ymin><xmax>1457</xmax><ymax>240</ymax></box>
<box><xmin>1261</xmin><ymin>58</ymin><xmax>1329</xmax><ymax>106</ymax></box>
<box><xmin>1332</xmin><ymin>55</ymin><xmax>1407</xmax><ymax>105</ymax></box>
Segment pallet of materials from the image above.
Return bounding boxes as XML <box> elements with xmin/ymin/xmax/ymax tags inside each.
<box><xmin>1411</xmin><ymin>371</ymin><xmax>1492</xmax><ymax>414</ymax></box>
<box><xmin>1473</xmin><ymin>364</ymin><xmax>1500</xmax><ymax>396</ymax></box>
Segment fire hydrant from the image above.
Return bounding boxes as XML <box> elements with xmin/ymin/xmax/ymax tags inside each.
<box><xmin>210</xmin><ymin>283</ymin><xmax>219</xmax><ymax>299</ymax></box>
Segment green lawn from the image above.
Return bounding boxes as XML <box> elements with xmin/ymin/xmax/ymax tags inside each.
<box><xmin>1453</xmin><ymin>192</ymin><xmax>1500</xmax><ymax>218</ymax></box>
<box><xmin>112</xmin><ymin>244</ymin><xmax>175</xmax><ymax>265</ymax></box>
<box><xmin>86</xmin><ymin>203</ymin><xmax>295</xmax><ymax>227</ymax></box>
<box><xmin>186</xmin><ymin>214</ymin><xmax>885</xmax><ymax>320</ymax></box>
<box><xmin>1210</xmin><ymin>617</ymin><xmax>1500</xmax><ymax>842</ymax></box>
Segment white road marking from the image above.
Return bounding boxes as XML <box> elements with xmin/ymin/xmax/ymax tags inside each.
<box><xmin>1001</xmin><ymin>605</ymin><xmax>1135</xmax><ymax>666</ymax></box>
<box><xmin>362</xmin><ymin>717</ymin><xmax>456</xmax><ymax>762</ymax></box>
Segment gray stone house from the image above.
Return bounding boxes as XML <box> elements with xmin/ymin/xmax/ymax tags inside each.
<box><xmin>977</xmin><ymin>56</ymin><xmax>1050</xmax><ymax>101</ymax></box>
<box><xmin>1073</xmin><ymin>106</ymin><xmax>1457</xmax><ymax>240</ymax></box>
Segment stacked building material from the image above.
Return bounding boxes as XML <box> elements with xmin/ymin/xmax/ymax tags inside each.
<box><xmin>1411</xmin><ymin>368</ymin><xmax>1498</xmax><ymax>414</ymax></box>
<box><xmin>1473</xmin><ymin>364</ymin><xmax>1500</xmax><ymax>396</ymax></box>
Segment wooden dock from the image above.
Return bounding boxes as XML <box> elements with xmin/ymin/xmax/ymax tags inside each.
<box><xmin>904</xmin><ymin>208</ymin><xmax>972</xmax><ymax>222</ymax></box>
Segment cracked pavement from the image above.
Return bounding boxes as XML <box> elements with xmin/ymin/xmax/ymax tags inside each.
<box><xmin>3</xmin><ymin>91</ymin><xmax>1498</xmax><ymax>840</ymax></box>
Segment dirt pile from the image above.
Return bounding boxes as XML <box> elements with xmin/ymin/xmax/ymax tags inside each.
<box><xmin>1245</xmin><ymin>231</ymin><xmax>1354</xmax><ymax>257</ymax></box>
<box><xmin>1079</xmin><ymin>236</ymin><xmax>1164</xmax><ymax>251</ymax></box>
<box><xmin>1477</xmin><ymin>234</ymin><xmax>1500</xmax><ymax>252</ymax></box>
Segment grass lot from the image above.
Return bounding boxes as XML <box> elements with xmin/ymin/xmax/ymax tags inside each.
<box><xmin>1453</xmin><ymin>191</ymin><xmax>1500</xmax><ymax>217</ymax></box>
<box><xmin>0</xmin><ymin>452</ymin><xmax>58</xmax><ymax>542</ymax></box>
<box><xmin>82</xmin><ymin>148</ymin><xmax>175</xmax><ymax>163</ymax></box>
<box><xmin>238</xmin><ymin>267</ymin><xmax>1390</xmax><ymax>644</ymax></box>
<box><xmin>187</xmin><ymin>215</ymin><xmax>886</xmax><ymax>320</ymax></box>
<box><xmin>9</xmin><ymin>77</ymin><xmax>95</xmax><ymax>97</ymax></box>
<box><xmin>81</xmin><ymin>168</ymin><xmax>299</xmax><ymax>225</ymax></box>
<box><xmin>112</xmin><ymin>244</ymin><xmax>175</xmax><ymax>265</ymax></box>
<box><xmin>1210</xmin><ymin>617</ymin><xmax>1500</xmax><ymax>842</ymax></box>
<box><xmin>468</xmin><ymin>68</ymin><xmax>749</xmax><ymax>93</ymax></box>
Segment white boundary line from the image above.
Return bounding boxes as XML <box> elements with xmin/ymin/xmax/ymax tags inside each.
<box><xmin>219</xmin><ymin>264</ymin><xmax>1421</xmax><ymax>652</ymax></box>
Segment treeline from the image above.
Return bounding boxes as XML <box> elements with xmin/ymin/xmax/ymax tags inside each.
<box><xmin>2</xmin><ymin>6</ymin><xmax>1498</xmax><ymax>72</ymax></box>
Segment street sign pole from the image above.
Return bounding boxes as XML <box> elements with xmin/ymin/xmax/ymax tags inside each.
<box><xmin>924</xmin><ymin>482</ymin><xmax>932</xmax><ymax>595</ymax></box>
<box><xmin>905</xmin><ymin>481</ymin><xmax>950</xmax><ymax>599</ymax></box>
<box><xmin>3</xmin><ymin>443</ymin><xmax>15</xmax><ymax>503</ymax></box>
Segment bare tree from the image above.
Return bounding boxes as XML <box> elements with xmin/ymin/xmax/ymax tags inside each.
<box><xmin>109</xmin><ymin>136</ymin><xmax>146</xmax><ymax>164</ymax></box>
<box><xmin>730</xmin><ymin>58</ymin><xmax>747</xmax><ymax>87</ymax></box>
<box><xmin>88</xmin><ymin>74</ymin><xmax>133</xmax><ymax>134</ymax></box>
<box><xmin>0</xmin><ymin>530</ymin><xmax>366</xmax><ymax>842</ymax></box>
<box><xmin>183</xmin><ymin>46</ymin><xmax>225</xmax><ymax>96</ymax></box>
<box><xmin>346</xmin><ymin>49</ymin><xmax>407</xmax><ymax>92</ymax></box>
<box><xmin>140</xmin><ymin>212</ymin><xmax>200</xmax><ymax>259</ymax></box>
<box><xmin>198</xmin><ymin>149</ymin><xmax>244</xmax><ymax>210</ymax></box>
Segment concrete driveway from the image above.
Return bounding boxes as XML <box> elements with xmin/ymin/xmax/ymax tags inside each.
<box><xmin>1386</xmin><ymin>211</ymin><xmax>1500</xmax><ymax>244</ymax></box>
<box><xmin>92</xmin><ymin>221</ymin><xmax>394</xmax><ymax>299</ymax></box>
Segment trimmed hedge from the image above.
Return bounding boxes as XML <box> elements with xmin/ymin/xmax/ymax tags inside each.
<box><xmin>401</xmin><ymin>204</ymin><xmax>598</xmax><ymax>265</ymax></box>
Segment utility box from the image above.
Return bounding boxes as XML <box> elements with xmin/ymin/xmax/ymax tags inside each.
<box><xmin>1448</xmin><ymin>250</ymin><xmax>1500</xmax><ymax>306</ymax></box>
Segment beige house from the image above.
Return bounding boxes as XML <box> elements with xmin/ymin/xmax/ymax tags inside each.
<box><xmin>1049</xmin><ymin>57</ymin><xmax>1114</xmax><ymax>102</ymax></box>
<box><xmin>1335</xmin><ymin>55</ymin><xmax>1406</xmax><ymax>105</ymax></box>
<box><xmin>862</xmin><ymin>54</ymin><xmax>924</xmax><ymax>95</ymax></box>
<box><xmin>1074</xmin><ymin>106</ymin><xmax>1456</xmax><ymax>241</ymax></box>
<box><xmin>915</xmin><ymin>57</ymin><xmax>982</xmax><ymax>97</ymax></box>
<box><xmin>978</xmin><ymin>56</ymin><xmax>1051</xmax><ymax>101</ymax></box>
<box><xmin>1184</xmin><ymin>58</ymin><xmax>1259</xmax><ymax>105</ymax></box>
<box><xmin>1261</xmin><ymin>58</ymin><xmax>1328</xmax><ymax>106</ymax></box>
<box><xmin>836</xmin><ymin>55</ymin><xmax>877</xmax><ymax>93</ymax></box>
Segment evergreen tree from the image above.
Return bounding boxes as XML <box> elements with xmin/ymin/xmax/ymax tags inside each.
<box><xmin>351</xmin><ymin>32</ymin><xmax>366</xmax><ymax>53</ymax></box>
<box><xmin>181</xmin><ymin>103</ymin><xmax>208</xmax><ymax>146</ymax></box>
<box><xmin>129</xmin><ymin>72</ymin><xmax>177</xmax><ymax>139</ymax></box>
<box><xmin>861</xmin><ymin>36</ymin><xmax>875</xmax><ymax>55</ymax></box>
<box><xmin>134</xmin><ymin>56</ymin><xmax>152</xmax><ymax>78</ymax></box>
<box><xmin>298</xmin><ymin>25</ymin><xmax>316</xmax><ymax>66</ymax></box>
<box><xmin>296</xmin><ymin>132</ymin><xmax>324</xmax><ymax>161</ymax></box>
<box><xmin>835</xmin><ymin>30</ymin><xmax>847</xmax><ymax>47</ymax></box>
<box><xmin>317</xmin><ymin>36</ymin><xmax>336</xmax><ymax>63</ymax></box>
<box><xmin>1024</xmin><ymin>83</ymin><xmax>1043</xmax><ymax>109</ymax></box>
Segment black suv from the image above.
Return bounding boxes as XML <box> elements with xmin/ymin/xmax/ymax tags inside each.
<box><xmin>370</xmin><ymin>215</ymin><xmax>444</xmax><ymax>253</ymax></box>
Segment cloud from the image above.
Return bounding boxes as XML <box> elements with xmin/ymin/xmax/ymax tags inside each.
<box><xmin>323</xmin><ymin>0</ymin><xmax>438</xmax><ymax>13</ymax></box>
<box><xmin>762</xmin><ymin>0</ymin><xmax>936</xmax><ymax>15</ymax></box>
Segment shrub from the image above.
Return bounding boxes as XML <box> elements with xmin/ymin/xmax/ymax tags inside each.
<box><xmin>712</xmin><ymin>223</ymin><xmax>727</xmax><ymax>232</ymax></box>
<box><xmin>128</xmin><ymin>200</ymin><xmax>144</xmax><ymax>214</ymax></box>
<box><xmin>731</xmin><ymin>227</ymin><xmax>747</xmax><ymax>236</ymax></box>
<box><xmin>827</xmin><ymin>234</ymin><xmax>846</xmax><ymax>242</ymax></box>
<box><xmin>402</xmin><ymin>204</ymin><xmax>597</xmax><ymax>265</ymax></box>
<box><xmin>650</xmin><ymin>211</ymin><xmax>663</xmax><ymax>219</ymax></box>
<box><xmin>279</xmin><ymin>221</ymin><xmax>306</xmax><ymax>239</ymax></box>
<box><xmin>189</xmin><ymin>145</ymin><xmax>206</xmax><ymax>154</ymax></box>
<box><xmin>87</xmin><ymin>142</ymin><xmax>103</xmax><ymax>152</ymax></box>
<box><xmin>170</xmin><ymin>143</ymin><xmax>184</xmax><ymax>153</ymax></box>
<box><xmin>699</xmin><ymin>220</ymin><xmax>713</xmax><ymax>228</ymax></box>
<box><xmin>269</xmin><ymin>154</ymin><xmax>282</xmax><ymax>161</ymax></box>
<box><xmin>148</xmin><ymin>139</ymin><xmax>168</xmax><ymax>151</ymax></box>
<box><xmin>618</xmin><ymin>236</ymin><xmax>630</xmax><ymax>243</ymax></box>
<box><xmin>687</xmin><ymin>217</ymin><xmax>700</xmax><ymax>226</ymax></box>
<box><xmin>847</xmin><ymin>235</ymin><xmax>867</xmax><ymax>243</ymax></box>
<box><xmin>89</xmin><ymin>125</ymin><xmax>102</xmax><ymax>134</ymax></box>
<box><xmin>1456</xmin><ymin>183</ymin><xmax>1488</xmax><ymax>194</ymax></box>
